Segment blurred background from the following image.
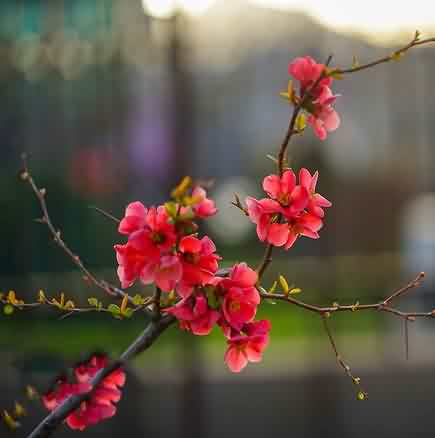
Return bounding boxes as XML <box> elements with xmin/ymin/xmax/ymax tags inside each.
<box><xmin>2</xmin><ymin>0</ymin><xmax>435</xmax><ymax>436</ymax></box>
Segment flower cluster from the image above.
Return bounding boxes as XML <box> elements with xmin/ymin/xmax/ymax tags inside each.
<box><xmin>164</xmin><ymin>262</ymin><xmax>271</xmax><ymax>373</ymax></box>
<box><xmin>114</xmin><ymin>181</ymin><xmax>272</xmax><ymax>373</ymax></box>
<box><xmin>42</xmin><ymin>354</ymin><xmax>125</xmax><ymax>431</ymax></box>
<box><xmin>246</xmin><ymin>168</ymin><xmax>331</xmax><ymax>249</ymax></box>
<box><xmin>114</xmin><ymin>184</ymin><xmax>218</xmax><ymax>293</ymax></box>
<box><xmin>288</xmin><ymin>56</ymin><xmax>340</xmax><ymax>140</ymax></box>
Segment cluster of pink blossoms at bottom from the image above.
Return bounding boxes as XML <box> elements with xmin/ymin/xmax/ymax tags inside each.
<box><xmin>42</xmin><ymin>354</ymin><xmax>126</xmax><ymax>431</ymax></box>
<box><xmin>246</xmin><ymin>167</ymin><xmax>331</xmax><ymax>249</ymax></box>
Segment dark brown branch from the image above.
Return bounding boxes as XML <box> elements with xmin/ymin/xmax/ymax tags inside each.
<box><xmin>27</xmin><ymin>315</ymin><xmax>175</xmax><ymax>438</ymax></box>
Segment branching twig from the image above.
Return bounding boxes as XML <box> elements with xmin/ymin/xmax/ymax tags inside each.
<box><xmin>260</xmin><ymin>272</ymin><xmax>429</xmax><ymax>321</ymax></box>
<box><xmin>20</xmin><ymin>154</ymin><xmax>135</xmax><ymax>305</ymax></box>
<box><xmin>338</xmin><ymin>33</ymin><xmax>435</xmax><ymax>75</ymax></box>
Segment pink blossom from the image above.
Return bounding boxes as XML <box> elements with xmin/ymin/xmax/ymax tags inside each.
<box><xmin>191</xmin><ymin>186</ymin><xmax>217</xmax><ymax>218</ymax></box>
<box><xmin>288</xmin><ymin>56</ymin><xmax>340</xmax><ymax>140</ymax></box>
<box><xmin>118</xmin><ymin>201</ymin><xmax>147</xmax><ymax>235</ymax></box>
<box><xmin>245</xmin><ymin>196</ymin><xmax>282</xmax><ymax>242</ymax></box>
<box><xmin>114</xmin><ymin>230</ymin><xmax>160</xmax><ymax>289</ymax></box>
<box><xmin>224</xmin><ymin>320</ymin><xmax>271</xmax><ymax>373</ymax></box>
<box><xmin>288</xmin><ymin>56</ymin><xmax>331</xmax><ymax>94</ymax></box>
<box><xmin>115</xmin><ymin>233</ymin><xmax>182</xmax><ymax>291</ymax></box>
<box><xmin>165</xmin><ymin>293</ymin><xmax>220</xmax><ymax>335</ymax></box>
<box><xmin>220</xmin><ymin>263</ymin><xmax>260</xmax><ymax>331</ymax></box>
<box><xmin>307</xmin><ymin>107</ymin><xmax>340</xmax><ymax>140</ymax></box>
<box><xmin>262</xmin><ymin>170</ymin><xmax>309</xmax><ymax>214</ymax></box>
<box><xmin>281</xmin><ymin>212</ymin><xmax>323</xmax><ymax>249</ymax></box>
<box><xmin>177</xmin><ymin>235</ymin><xmax>221</xmax><ymax>297</ymax></box>
<box><xmin>145</xmin><ymin>206</ymin><xmax>177</xmax><ymax>252</ymax></box>
<box><xmin>42</xmin><ymin>354</ymin><xmax>126</xmax><ymax>431</ymax></box>
<box><xmin>299</xmin><ymin>168</ymin><xmax>332</xmax><ymax>217</ymax></box>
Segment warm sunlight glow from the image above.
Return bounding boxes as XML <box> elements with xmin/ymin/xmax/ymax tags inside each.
<box><xmin>142</xmin><ymin>0</ymin><xmax>215</xmax><ymax>18</ymax></box>
<box><xmin>249</xmin><ymin>0</ymin><xmax>435</xmax><ymax>37</ymax></box>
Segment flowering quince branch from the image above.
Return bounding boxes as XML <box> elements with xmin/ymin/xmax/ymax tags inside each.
<box><xmin>6</xmin><ymin>31</ymin><xmax>435</xmax><ymax>437</ymax></box>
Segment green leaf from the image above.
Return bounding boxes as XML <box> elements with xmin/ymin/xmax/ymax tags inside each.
<box><xmin>123</xmin><ymin>307</ymin><xmax>134</xmax><ymax>318</ymax></box>
<box><xmin>3</xmin><ymin>304</ymin><xmax>14</xmax><ymax>315</ymax></box>
<box><xmin>391</xmin><ymin>51</ymin><xmax>404</xmax><ymax>61</ymax></box>
<box><xmin>108</xmin><ymin>304</ymin><xmax>120</xmax><ymax>315</ymax></box>
<box><xmin>132</xmin><ymin>294</ymin><xmax>145</xmax><ymax>306</ymax></box>
<box><xmin>295</xmin><ymin>113</ymin><xmax>306</xmax><ymax>131</ymax></box>
<box><xmin>88</xmin><ymin>297</ymin><xmax>99</xmax><ymax>307</ymax></box>
<box><xmin>164</xmin><ymin>202</ymin><xmax>178</xmax><ymax>218</ymax></box>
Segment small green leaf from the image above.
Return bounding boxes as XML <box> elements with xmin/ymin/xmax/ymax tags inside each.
<box><xmin>3</xmin><ymin>304</ymin><xmax>14</xmax><ymax>315</ymax></box>
<box><xmin>123</xmin><ymin>307</ymin><xmax>134</xmax><ymax>318</ymax></box>
<box><xmin>164</xmin><ymin>202</ymin><xmax>178</xmax><ymax>218</ymax></box>
<box><xmin>295</xmin><ymin>114</ymin><xmax>306</xmax><ymax>131</ymax></box>
<box><xmin>132</xmin><ymin>294</ymin><xmax>145</xmax><ymax>306</ymax></box>
<box><xmin>357</xmin><ymin>391</ymin><xmax>367</xmax><ymax>401</ymax></box>
<box><xmin>108</xmin><ymin>304</ymin><xmax>120</xmax><ymax>314</ymax></box>
<box><xmin>391</xmin><ymin>51</ymin><xmax>404</xmax><ymax>61</ymax></box>
<box><xmin>279</xmin><ymin>275</ymin><xmax>289</xmax><ymax>294</ymax></box>
<box><xmin>352</xmin><ymin>55</ymin><xmax>360</xmax><ymax>68</ymax></box>
<box><xmin>88</xmin><ymin>297</ymin><xmax>99</xmax><ymax>307</ymax></box>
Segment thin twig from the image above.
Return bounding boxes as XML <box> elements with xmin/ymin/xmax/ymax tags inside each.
<box><xmin>20</xmin><ymin>154</ymin><xmax>135</xmax><ymax>305</ymax></box>
<box><xmin>322</xmin><ymin>314</ymin><xmax>366</xmax><ymax>397</ymax></box>
<box><xmin>260</xmin><ymin>272</ymin><xmax>429</xmax><ymax>321</ymax></box>
<box><xmin>338</xmin><ymin>34</ymin><xmax>435</xmax><ymax>75</ymax></box>
<box><xmin>89</xmin><ymin>206</ymin><xmax>120</xmax><ymax>223</ymax></box>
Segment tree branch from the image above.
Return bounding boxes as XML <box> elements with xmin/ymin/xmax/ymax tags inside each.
<box><xmin>260</xmin><ymin>272</ymin><xmax>429</xmax><ymax>321</ymax></box>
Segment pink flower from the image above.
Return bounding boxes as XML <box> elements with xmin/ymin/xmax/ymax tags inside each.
<box><xmin>141</xmin><ymin>254</ymin><xmax>183</xmax><ymax>292</ymax></box>
<box><xmin>42</xmin><ymin>354</ymin><xmax>126</xmax><ymax>431</ymax></box>
<box><xmin>262</xmin><ymin>170</ymin><xmax>309</xmax><ymax>214</ymax></box>
<box><xmin>115</xmin><ymin>234</ymin><xmax>182</xmax><ymax>292</ymax></box>
<box><xmin>288</xmin><ymin>56</ymin><xmax>340</xmax><ymax>140</ymax></box>
<box><xmin>289</xmin><ymin>56</ymin><xmax>331</xmax><ymax>94</ymax></box>
<box><xmin>145</xmin><ymin>206</ymin><xmax>177</xmax><ymax>252</ymax></box>
<box><xmin>245</xmin><ymin>196</ymin><xmax>282</xmax><ymax>242</ymax></box>
<box><xmin>164</xmin><ymin>293</ymin><xmax>220</xmax><ymax>335</ymax></box>
<box><xmin>307</xmin><ymin>106</ymin><xmax>340</xmax><ymax>140</ymax></box>
<box><xmin>114</xmin><ymin>231</ymin><xmax>160</xmax><ymax>289</ymax></box>
<box><xmin>224</xmin><ymin>320</ymin><xmax>271</xmax><ymax>373</ymax></box>
<box><xmin>299</xmin><ymin>168</ymin><xmax>332</xmax><ymax>217</ymax></box>
<box><xmin>191</xmin><ymin>186</ymin><xmax>217</xmax><ymax>218</ymax></box>
<box><xmin>177</xmin><ymin>235</ymin><xmax>221</xmax><ymax>297</ymax></box>
<box><xmin>220</xmin><ymin>263</ymin><xmax>260</xmax><ymax>331</ymax></box>
<box><xmin>279</xmin><ymin>212</ymin><xmax>323</xmax><ymax>249</ymax></box>
<box><xmin>118</xmin><ymin>201</ymin><xmax>147</xmax><ymax>235</ymax></box>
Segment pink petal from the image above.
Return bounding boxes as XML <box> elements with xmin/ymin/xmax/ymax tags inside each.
<box><xmin>263</xmin><ymin>175</ymin><xmax>281</xmax><ymax>199</ymax></box>
<box><xmin>284</xmin><ymin>230</ymin><xmax>298</xmax><ymax>250</ymax></box>
<box><xmin>313</xmin><ymin>193</ymin><xmax>332</xmax><ymax>207</ymax></box>
<box><xmin>299</xmin><ymin>168</ymin><xmax>312</xmax><ymax>190</ymax></box>
<box><xmin>179</xmin><ymin>235</ymin><xmax>202</xmax><ymax>254</ymax></box>
<box><xmin>224</xmin><ymin>346</ymin><xmax>248</xmax><ymax>373</ymax></box>
<box><xmin>231</xmin><ymin>263</ymin><xmax>258</xmax><ymax>287</ymax></box>
<box><xmin>267</xmin><ymin>223</ymin><xmax>289</xmax><ymax>247</ymax></box>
